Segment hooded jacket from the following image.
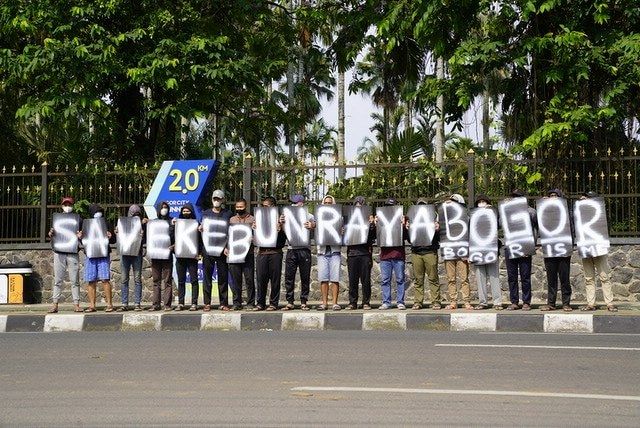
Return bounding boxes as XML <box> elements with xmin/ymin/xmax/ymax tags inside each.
<box><xmin>124</xmin><ymin>204</ymin><xmax>146</xmax><ymax>256</ymax></box>
<box><xmin>154</xmin><ymin>201</ymin><xmax>175</xmax><ymax>246</ymax></box>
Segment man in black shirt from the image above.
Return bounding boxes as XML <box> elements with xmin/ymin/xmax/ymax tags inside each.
<box><xmin>346</xmin><ymin>196</ymin><xmax>376</xmax><ymax>310</ymax></box>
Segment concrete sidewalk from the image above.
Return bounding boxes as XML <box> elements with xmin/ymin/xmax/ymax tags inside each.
<box><xmin>1</xmin><ymin>302</ymin><xmax>639</xmax><ymax>333</ymax></box>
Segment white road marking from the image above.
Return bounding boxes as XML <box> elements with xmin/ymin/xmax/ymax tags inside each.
<box><xmin>291</xmin><ymin>386</ymin><xmax>640</xmax><ymax>402</ymax></box>
<box><xmin>434</xmin><ymin>344</ymin><xmax>640</xmax><ymax>351</ymax></box>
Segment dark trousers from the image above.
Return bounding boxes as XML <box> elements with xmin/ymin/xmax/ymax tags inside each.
<box><xmin>151</xmin><ymin>259</ymin><xmax>173</xmax><ymax>307</ymax></box>
<box><xmin>544</xmin><ymin>256</ymin><xmax>572</xmax><ymax>306</ymax></box>
<box><xmin>347</xmin><ymin>255</ymin><xmax>372</xmax><ymax>306</ymax></box>
<box><xmin>229</xmin><ymin>253</ymin><xmax>255</xmax><ymax>307</ymax></box>
<box><xmin>202</xmin><ymin>254</ymin><xmax>229</xmax><ymax>307</ymax></box>
<box><xmin>284</xmin><ymin>248</ymin><xmax>311</xmax><ymax>304</ymax></box>
<box><xmin>176</xmin><ymin>258</ymin><xmax>199</xmax><ymax>305</ymax></box>
<box><xmin>256</xmin><ymin>252</ymin><xmax>283</xmax><ymax>308</ymax></box>
<box><xmin>506</xmin><ymin>256</ymin><xmax>532</xmax><ymax>305</ymax></box>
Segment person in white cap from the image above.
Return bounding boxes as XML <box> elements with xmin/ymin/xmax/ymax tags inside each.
<box><xmin>444</xmin><ymin>194</ymin><xmax>472</xmax><ymax>310</ymax></box>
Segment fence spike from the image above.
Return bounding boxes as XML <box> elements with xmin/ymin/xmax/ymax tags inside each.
<box><xmin>108</xmin><ymin>184</ymin><xmax>112</xmax><ymax>191</ymax></box>
<box><xmin>627</xmin><ymin>171</ymin><xmax>632</xmax><ymax>180</ymax></box>
<box><xmin>607</xmin><ymin>147</ymin><xmax>612</xmax><ymax>156</ymax></box>
<box><xmin>16</xmin><ymin>186</ymin><xmax>20</xmax><ymax>193</ymax></box>
<box><xmin>1</xmin><ymin>166</ymin><xmax>5</xmax><ymax>173</ymax></box>
<box><xmin>118</xmin><ymin>184</ymin><xmax>122</xmax><ymax>191</ymax></box>
<box><xmin>21</xmin><ymin>165</ymin><xmax>26</xmax><ymax>172</ymax></box>
<box><xmin>31</xmin><ymin>165</ymin><xmax>35</xmax><ymax>172</ymax></box>
<box><xmin>65</xmin><ymin>165</ymin><xmax>69</xmax><ymax>172</ymax></box>
<box><xmin>575</xmin><ymin>172</ymin><xmax>580</xmax><ymax>179</ymax></box>
<box><xmin>12</xmin><ymin>165</ymin><xmax>16</xmax><ymax>173</ymax></box>
<box><xmin>600</xmin><ymin>172</ymin><xmax>605</xmax><ymax>179</ymax></box>
<box><xmin>143</xmin><ymin>163</ymin><xmax>148</xmax><ymax>169</ymax></box>
<box><xmin>634</xmin><ymin>147</ymin><xmax>638</xmax><ymax>156</ymax></box>
<box><xmin>26</xmin><ymin>186</ymin><xmax>30</xmax><ymax>192</ymax></box>
<box><xmin>89</xmin><ymin>185</ymin><xmax>93</xmax><ymax>191</ymax></box>
<box><xmin>620</xmin><ymin>148</ymin><xmax>625</xmax><ymax>156</ymax></box>
<box><xmin>138</xmin><ymin>184</ymin><xmax>142</xmax><ymax>190</ymax></box>
<box><xmin>613</xmin><ymin>172</ymin><xmax>618</xmax><ymax>180</ymax></box>
<box><xmin>69</xmin><ymin>185</ymin><xmax>74</xmax><ymax>191</ymax></box>
<box><xmin>594</xmin><ymin>148</ymin><xmax>599</xmax><ymax>156</ymax></box>
<box><xmin>588</xmin><ymin>172</ymin><xmax>592</xmax><ymax>179</ymax></box>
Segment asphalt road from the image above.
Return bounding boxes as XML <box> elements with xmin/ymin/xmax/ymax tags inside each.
<box><xmin>1</xmin><ymin>331</ymin><xmax>639</xmax><ymax>426</ymax></box>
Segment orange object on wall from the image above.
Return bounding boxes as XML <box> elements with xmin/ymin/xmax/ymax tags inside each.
<box><xmin>8</xmin><ymin>274</ymin><xmax>23</xmax><ymax>304</ymax></box>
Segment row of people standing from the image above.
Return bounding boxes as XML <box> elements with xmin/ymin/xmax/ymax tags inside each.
<box><xmin>48</xmin><ymin>188</ymin><xmax>617</xmax><ymax>313</ymax></box>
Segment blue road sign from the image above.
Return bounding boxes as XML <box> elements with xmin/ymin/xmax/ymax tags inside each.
<box><xmin>143</xmin><ymin>160</ymin><xmax>219</xmax><ymax>221</ymax></box>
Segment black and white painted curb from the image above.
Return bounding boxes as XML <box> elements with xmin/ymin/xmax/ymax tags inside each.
<box><xmin>0</xmin><ymin>313</ymin><xmax>638</xmax><ymax>333</ymax></box>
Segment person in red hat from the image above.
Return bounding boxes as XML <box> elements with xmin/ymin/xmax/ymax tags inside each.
<box><xmin>47</xmin><ymin>196</ymin><xmax>82</xmax><ymax>313</ymax></box>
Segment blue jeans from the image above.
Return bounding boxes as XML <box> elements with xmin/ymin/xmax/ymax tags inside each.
<box><xmin>121</xmin><ymin>255</ymin><xmax>143</xmax><ymax>305</ymax></box>
<box><xmin>380</xmin><ymin>259</ymin><xmax>405</xmax><ymax>305</ymax></box>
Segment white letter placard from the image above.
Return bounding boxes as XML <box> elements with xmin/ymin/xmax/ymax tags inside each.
<box><xmin>438</xmin><ymin>201</ymin><xmax>469</xmax><ymax>260</ymax></box>
<box><xmin>51</xmin><ymin>213</ymin><xmax>80</xmax><ymax>253</ymax></box>
<box><xmin>498</xmin><ymin>197</ymin><xmax>536</xmax><ymax>259</ymax></box>
<box><xmin>407</xmin><ymin>204</ymin><xmax>436</xmax><ymax>247</ymax></box>
<box><xmin>174</xmin><ymin>219</ymin><xmax>199</xmax><ymax>259</ymax></box>
<box><xmin>228</xmin><ymin>223</ymin><xmax>253</xmax><ymax>263</ymax></box>
<box><xmin>343</xmin><ymin>206</ymin><xmax>371</xmax><ymax>246</ymax></box>
<box><xmin>254</xmin><ymin>206</ymin><xmax>279</xmax><ymax>248</ymax></box>
<box><xmin>117</xmin><ymin>217</ymin><xmax>142</xmax><ymax>257</ymax></box>
<box><xmin>146</xmin><ymin>219</ymin><xmax>171</xmax><ymax>260</ymax></box>
<box><xmin>376</xmin><ymin>206</ymin><xmax>403</xmax><ymax>247</ymax></box>
<box><xmin>82</xmin><ymin>218</ymin><xmax>109</xmax><ymax>258</ymax></box>
<box><xmin>315</xmin><ymin>204</ymin><xmax>343</xmax><ymax>246</ymax></box>
<box><xmin>468</xmin><ymin>207</ymin><xmax>498</xmax><ymax>265</ymax></box>
<box><xmin>282</xmin><ymin>206</ymin><xmax>310</xmax><ymax>247</ymax></box>
<box><xmin>574</xmin><ymin>197</ymin><xmax>610</xmax><ymax>258</ymax></box>
<box><xmin>201</xmin><ymin>217</ymin><xmax>228</xmax><ymax>257</ymax></box>
<box><xmin>536</xmin><ymin>197</ymin><xmax>572</xmax><ymax>257</ymax></box>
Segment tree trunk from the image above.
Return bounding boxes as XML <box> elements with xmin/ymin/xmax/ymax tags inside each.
<box><xmin>337</xmin><ymin>68</ymin><xmax>346</xmax><ymax>178</ymax></box>
<box><xmin>435</xmin><ymin>56</ymin><xmax>445</xmax><ymax>163</ymax></box>
<box><xmin>482</xmin><ymin>87</ymin><xmax>491</xmax><ymax>151</ymax></box>
<box><xmin>180</xmin><ymin>116</ymin><xmax>189</xmax><ymax>160</ymax></box>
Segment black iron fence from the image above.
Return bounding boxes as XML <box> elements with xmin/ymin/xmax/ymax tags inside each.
<box><xmin>1</xmin><ymin>148</ymin><xmax>639</xmax><ymax>244</ymax></box>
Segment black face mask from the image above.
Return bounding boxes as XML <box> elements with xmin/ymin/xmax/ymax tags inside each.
<box><xmin>236</xmin><ymin>209</ymin><xmax>246</xmax><ymax>216</ymax></box>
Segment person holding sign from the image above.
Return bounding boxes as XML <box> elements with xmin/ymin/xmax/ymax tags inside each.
<box><xmin>376</xmin><ymin>197</ymin><xmax>408</xmax><ymax>310</ymax></box>
<box><xmin>200</xmin><ymin>189</ymin><xmax>232</xmax><ymax>311</ymax></box>
<box><xmin>316</xmin><ymin>195</ymin><xmax>342</xmax><ymax>311</ymax></box>
<box><xmin>470</xmin><ymin>195</ymin><xmax>503</xmax><ymax>310</ymax></box>
<box><xmin>47</xmin><ymin>196</ymin><xmax>82</xmax><ymax>313</ymax></box>
<box><xmin>345</xmin><ymin>196</ymin><xmax>376</xmax><ymax>310</ymax></box>
<box><xmin>441</xmin><ymin>194</ymin><xmax>472</xmax><ymax>310</ymax></box>
<box><xmin>503</xmin><ymin>189</ymin><xmax>537</xmax><ymax>311</ymax></box>
<box><xmin>282</xmin><ymin>195</ymin><xmax>316</xmax><ymax>311</ymax></box>
<box><xmin>148</xmin><ymin>201</ymin><xmax>174</xmax><ymax>311</ymax></box>
<box><xmin>407</xmin><ymin>198</ymin><xmax>441</xmax><ymax>310</ymax></box>
<box><xmin>539</xmin><ymin>188</ymin><xmax>574</xmax><ymax>312</ymax></box>
<box><xmin>174</xmin><ymin>203</ymin><xmax>200</xmax><ymax>311</ymax></box>
<box><xmin>80</xmin><ymin>204</ymin><xmax>115</xmax><ymax>312</ymax></box>
<box><xmin>254</xmin><ymin>196</ymin><xmax>287</xmax><ymax>311</ymax></box>
<box><xmin>115</xmin><ymin>205</ymin><xmax>145</xmax><ymax>311</ymax></box>
<box><xmin>228</xmin><ymin>198</ymin><xmax>256</xmax><ymax>310</ymax></box>
<box><xmin>576</xmin><ymin>191</ymin><xmax>617</xmax><ymax>312</ymax></box>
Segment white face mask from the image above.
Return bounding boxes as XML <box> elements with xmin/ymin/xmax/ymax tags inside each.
<box><xmin>160</xmin><ymin>208</ymin><xmax>169</xmax><ymax>216</ymax></box>
<box><xmin>213</xmin><ymin>201</ymin><xmax>221</xmax><ymax>208</ymax></box>
<box><xmin>93</xmin><ymin>212</ymin><xmax>103</xmax><ymax>218</ymax></box>
<box><xmin>62</xmin><ymin>206</ymin><xmax>73</xmax><ymax>213</ymax></box>
<box><xmin>477</xmin><ymin>202</ymin><xmax>488</xmax><ymax>208</ymax></box>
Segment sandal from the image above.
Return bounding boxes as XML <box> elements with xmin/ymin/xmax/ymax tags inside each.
<box><xmin>203</xmin><ymin>305</ymin><xmax>211</xmax><ymax>312</ymax></box>
<box><xmin>253</xmin><ymin>305</ymin><xmax>265</xmax><ymax>311</ymax></box>
<box><xmin>522</xmin><ymin>304</ymin><xmax>531</xmax><ymax>311</ymax></box>
<box><xmin>332</xmin><ymin>304</ymin><xmax>341</xmax><ymax>311</ymax></box>
<box><xmin>189</xmin><ymin>304</ymin><xmax>198</xmax><ymax>311</ymax></box>
<box><xmin>506</xmin><ymin>304</ymin><xmax>520</xmax><ymax>311</ymax></box>
<box><xmin>47</xmin><ymin>306</ymin><xmax>58</xmax><ymax>314</ymax></box>
<box><xmin>494</xmin><ymin>305</ymin><xmax>503</xmax><ymax>311</ymax></box>
<box><xmin>474</xmin><ymin>304</ymin><xmax>489</xmax><ymax>310</ymax></box>
<box><xmin>219</xmin><ymin>305</ymin><xmax>230</xmax><ymax>312</ymax></box>
<box><xmin>317</xmin><ymin>304</ymin><xmax>326</xmax><ymax>311</ymax></box>
<box><xmin>607</xmin><ymin>305</ymin><xmax>618</xmax><ymax>312</ymax></box>
<box><xmin>105</xmin><ymin>306</ymin><xmax>114</xmax><ymax>313</ymax></box>
<box><xmin>345</xmin><ymin>304</ymin><xmax>356</xmax><ymax>310</ymax></box>
<box><xmin>464</xmin><ymin>303</ymin><xmax>473</xmax><ymax>310</ymax></box>
<box><xmin>563</xmin><ymin>305</ymin><xmax>573</xmax><ymax>312</ymax></box>
<box><xmin>266</xmin><ymin>305</ymin><xmax>277</xmax><ymax>311</ymax></box>
<box><xmin>116</xmin><ymin>306</ymin><xmax>128</xmax><ymax>312</ymax></box>
<box><xmin>301</xmin><ymin>304</ymin><xmax>310</xmax><ymax>311</ymax></box>
<box><xmin>431</xmin><ymin>303</ymin><xmax>442</xmax><ymax>310</ymax></box>
<box><xmin>445</xmin><ymin>304</ymin><xmax>457</xmax><ymax>310</ymax></box>
<box><xmin>362</xmin><ymin>304</ymin><xmax>371</xmax><ymax>310</ymax></box>
<box><xmin>282</xmin><ymin>303</ymin><xmax>294</xmax><ymax>311</ymax></box>
<box><xmin>540</xmin><ymin>305</ymin><xmax>555</xmax><ymax>311</ymax></box>
<box><xmin>412</xmin><ymin>303</ymin><xmax>422</xmax><ymax>310</ymax></box>
<box><xmin>74</xmin><ymin>307</ymin><xmax>84</xmax><ymax>313</ymax></box>
<box><xmin>580</xmin><ymin>305</ymin><xmax>596</xmax><ymax>311</ymax></box>
<box><xmin>84</xmin><ymin>307</ymin><xmax>96</xmax><ymax>313</ymax></box>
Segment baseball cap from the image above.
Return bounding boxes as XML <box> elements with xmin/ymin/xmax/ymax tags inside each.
<box><xmin>385</xmin><ymin>198</ymin><xmax>397</xmax><ymax>206</ymax></box>
<box><xmin>290</xmin><ymin>194</ymin><xmax>304</xmax><ymax>204</ymax></box>
<box><xmin>354</xmin><ymin>196</ymin><xmax>366</xmax><ymax>205</ymax></box>
<box><xmin>449</xmin><ymin>194</ymin><xmax>465</xmax><ymax>205</ymax></box>
<box><xmin>212</xmin><ymin>189</ymin><xmax>225</xmax><ymax>199</ymax></box>
<box><xmin>416</xmin><ymin>197</ymin><xmax>429</xmax><ymax>205</ymax></box>
<box><xmin>61</xmin><ymin>196</ymin><xmax>74</xmax><ymax>205</ymax></box>
<box><xmin>511</xmin><ymin>189</ymin><xmax>525</xmax><ymax>197</ymax></box>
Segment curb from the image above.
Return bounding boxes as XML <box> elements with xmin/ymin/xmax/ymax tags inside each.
<box><xmin>0</xmin><ymin>313</ymin><xmax>639</xmax><ymax>333</ymax></box>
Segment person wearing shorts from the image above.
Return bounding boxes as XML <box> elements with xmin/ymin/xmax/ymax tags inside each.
<box><xmin>317</xmin><ymin>195</ymin><xmax>341</xmax><ymax>311</ymax></box>
<box><xmin>81</xmin><ymin>204</ymin><xmax>115</xmax><ymax>312</ymax></box>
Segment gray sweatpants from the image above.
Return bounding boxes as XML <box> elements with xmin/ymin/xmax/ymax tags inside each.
<box><xmin>475</xmin><ymin>261</ymin><xmax>502</xmax><ymax>305</ymax></box>
<box><xmin>53</xmin><ymin>252</ymin><xmax>80</xmax><ymax>304</ymax></box>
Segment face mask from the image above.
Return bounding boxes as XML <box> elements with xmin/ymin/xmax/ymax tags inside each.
<box><xmin>62</xmin><ymin>206</ymin><xmax>73</xmax><ymax>213</ymax></box>
<box><xmin>93</xmin><ymin>212</ymin><xmax>103</xmax><ymax>218</ymax></box>
<box><xmin>160</xmin><ymin>208</ymin><xmax>169</xmax><ymax>216</ymax></box>
<box><xmin>236</xmin><ymin>209</ymin><xmax>246</xmax><ymax>216</ymax></box>
<box><xmin>477</xmin><ymin>202</ymin><xmax>488</xmax><ymax>208</ymax></box>
<box><xmin>213</xmin><ymin>201</ymin><xmax>221</xmax><ymax>208</ymax></box>
<box><xmin>182</xmin><ymin>211</ymin><xmax>192</xmax><ymax>217</ymax></box>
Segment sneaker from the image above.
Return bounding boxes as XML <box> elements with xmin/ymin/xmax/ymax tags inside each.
<box><xmin>379</xmin><ymin>303</ymin><xmax>390</xmax><ymax>310</ymax></box>
<box><xmin>397</xmin><ymin>303</ymin><xmax>406</xmax><ymax>310</ymax></box>
<box><xmin>345</xmin><ymin>304</ymin><xmax>356</xmax><ymax>310</ymax></box>
<box><xmin>116</xmin><ymin>306</ymin><xmax>129</xmax><ymax>312</ymax></box>
<box><xmin>332</xmin><ymin>304</ymin><xmax>341</xmax><ymax>311</ymax></box>
<box><xmin>174</xmin><ymin>304</ymin><xmax>184</xmax><ymax>311</ymax></box>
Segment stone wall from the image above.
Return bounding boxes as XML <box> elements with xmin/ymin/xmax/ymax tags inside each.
<box><xmin>1</xmin><ymin>246</ymin><xmax>639</xmax><ymax>305</ymax></box>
